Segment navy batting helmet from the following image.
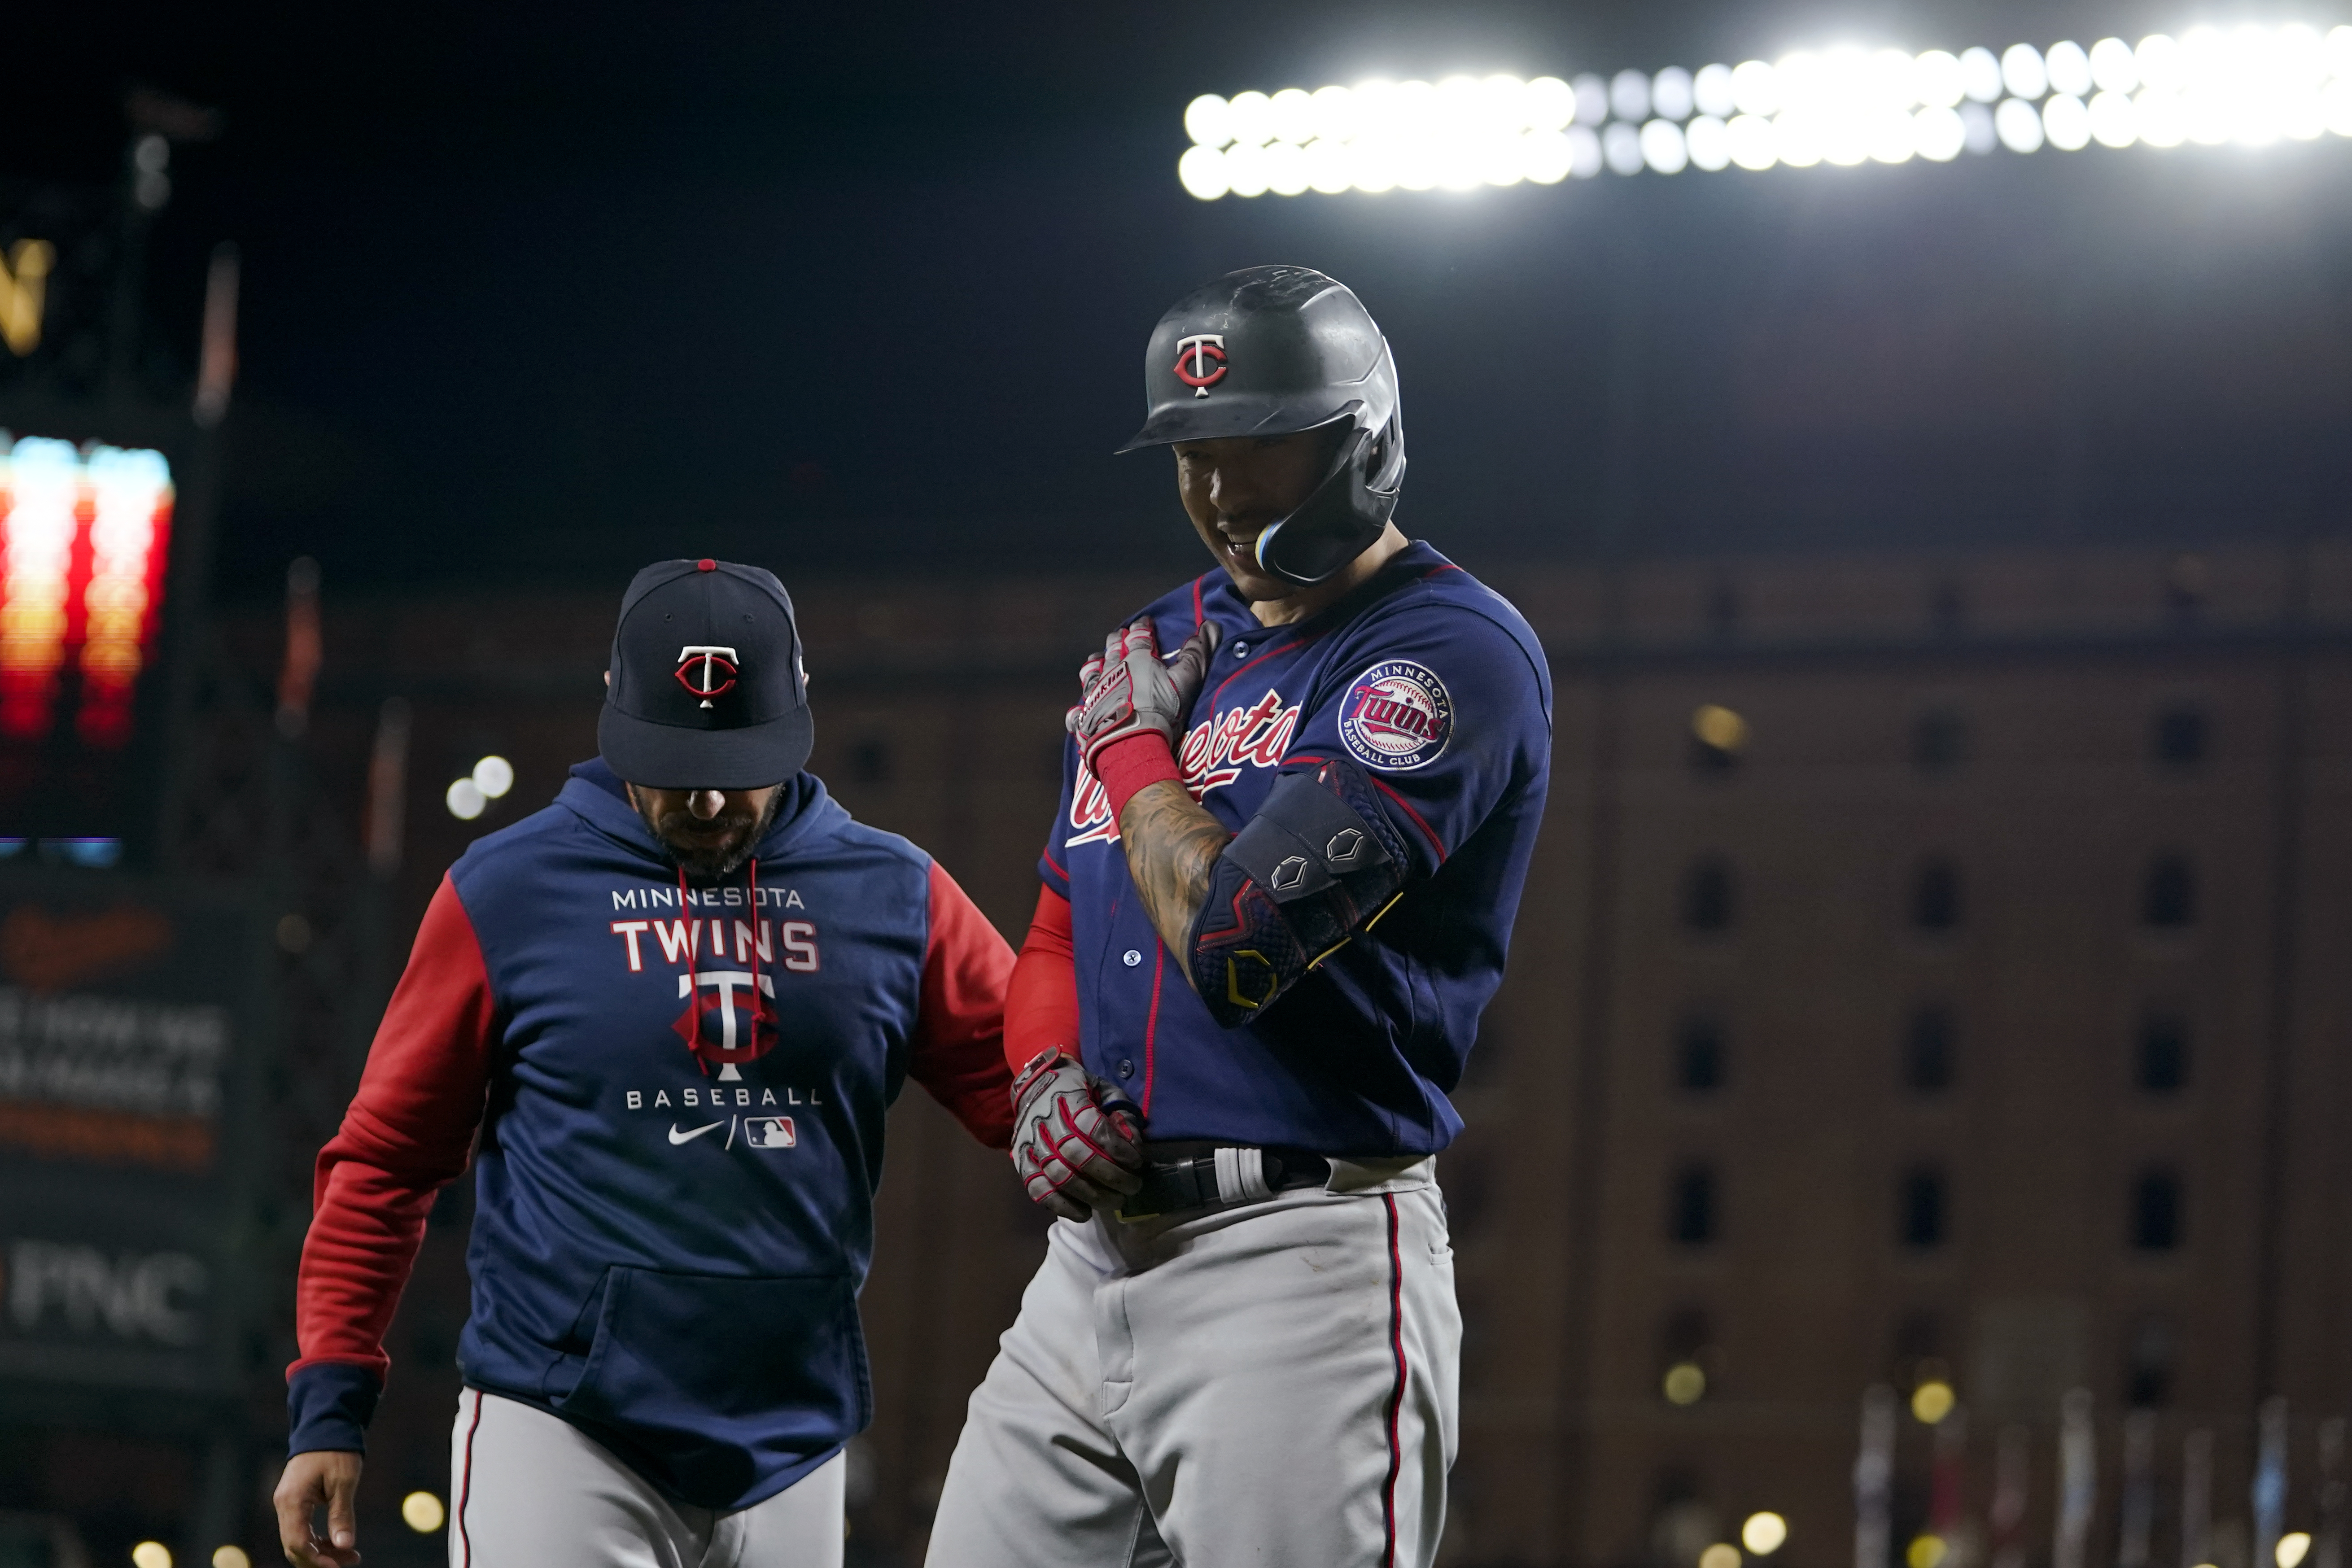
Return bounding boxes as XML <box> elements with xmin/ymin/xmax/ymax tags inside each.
<box><xmin>1118</xmin><ymin>266</ymin><xmax>1405</xmax><ymax>586</ymax></box>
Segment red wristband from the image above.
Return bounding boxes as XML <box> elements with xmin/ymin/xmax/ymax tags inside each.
<box><xmin>1093</xmin><ymin>733</ymin><xmax>1184</xmax><ymax>822</ymax></box>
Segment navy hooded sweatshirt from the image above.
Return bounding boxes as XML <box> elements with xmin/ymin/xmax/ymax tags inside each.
<box><xmin>285</xmin><ymin>760</ymin><xmax>1014</xmax><ymax>1509</ymax></box>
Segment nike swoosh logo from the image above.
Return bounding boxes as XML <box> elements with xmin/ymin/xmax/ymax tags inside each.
<box><xmin>668</xmin><ymin>1120</ymin><xmax>725</xmax><ymax>1145</ymax></box>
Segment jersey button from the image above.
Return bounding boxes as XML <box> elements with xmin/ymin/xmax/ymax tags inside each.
<box><xmin>1117</xmin><ymin>1058</ymin><xmax>1135</xmax><ymax>1078</ymax></box>
<box><xmin>1122</xmin><ymin>949</ymin><xmax>1142</xmax><ymax>967</ymax></box>
<box><xmin>1231</xmin><ymin>641</ymin><xmax>1248</xmax><ymax>658</ymax></box>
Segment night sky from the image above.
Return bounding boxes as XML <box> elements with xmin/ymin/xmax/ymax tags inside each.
<box><xmin>15</xmin><ymin>0</ymin><xmax>2352</xmax><ymax>605</ymax></box>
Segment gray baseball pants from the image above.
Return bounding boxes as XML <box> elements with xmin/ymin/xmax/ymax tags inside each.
<box><xmin>446</xmin><ymin>1388</ymin><xmax>845</xmax><ymax>1568</ymax></box>
<box><xmin>925</xmin><ymin>1157</ymin><xmax>1459</xmax><ymax>1568</ymax></box>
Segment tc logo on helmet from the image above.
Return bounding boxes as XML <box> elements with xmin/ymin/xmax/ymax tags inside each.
<box><xmin>1173</xmin><ymin>334</ymin><xmax>1227</xmax><ymax>398</ymax></box>
<box><xmin>675</xmin><ymin>644</ymin><xmax>739</xmax><ymax>708</ymax></box>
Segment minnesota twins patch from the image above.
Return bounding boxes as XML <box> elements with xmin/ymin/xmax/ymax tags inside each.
<box><xmin>1339</xmin><ymin>660</ymin><xmax>1454</xmax><ymax>771</ymax></box>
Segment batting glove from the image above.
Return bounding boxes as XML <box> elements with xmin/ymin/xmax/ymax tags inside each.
<box><xmin>1066</xmin><ymin>618</ymin><xmax>1220</xmax><ymax>774</ymax></box>
<box><xmin>1009</xmin><ymin>1047</ymin><xmax>1144</xmax><ymax>1222</ymax></box>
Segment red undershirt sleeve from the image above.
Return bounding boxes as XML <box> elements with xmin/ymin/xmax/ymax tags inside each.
<box><xmin>909</xmin><ymin>860</ymin><xmax>1018</xmax><ymax>1149</ymax></box>
<box><xmin>1004</xmin><ymin>883</ymin><xmax>1080</xmax><ymax>1075</ymax></box>
<box><xmin>289</xmin><ymin>874</ymin><xmax>497</xmax><ymax>1388</ymax></box>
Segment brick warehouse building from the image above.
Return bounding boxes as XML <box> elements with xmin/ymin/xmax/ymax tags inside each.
<box><xmin>215</xmin><ymin>534</ymin><xmax>2352</xmax><ymax>1568</ymax></box>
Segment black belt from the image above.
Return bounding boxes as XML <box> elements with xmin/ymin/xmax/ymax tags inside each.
<box><xmin>1116</xmin><ymin>1145</ymin><xmax>1329</xmax><ymax>1223</ymax></box>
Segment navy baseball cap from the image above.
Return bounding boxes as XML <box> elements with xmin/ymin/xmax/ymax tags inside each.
<box><xmin>598</xmin><ymin>559</ymin><xmax>814</xmax><ymax>789</ymax></box>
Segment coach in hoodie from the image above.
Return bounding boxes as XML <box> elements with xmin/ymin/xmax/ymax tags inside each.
<box><xmin>273</xmin><ymin>559</ymin><xmax>1014</xmax><ymax>1568</ymax></box>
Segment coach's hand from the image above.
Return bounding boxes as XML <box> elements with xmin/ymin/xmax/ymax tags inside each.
<box><xmin>275</xmin><ymin>1449</ymin><xmax>364</xmax><ymax>1567</ymax></box>
<box><xmin>1010</xmin><ymin>1048</ymin><xmax>1145</xmax><ymax>1221</ymax></box>
<box><xmin>1067</xmin><ymin>618</ymin><xmax>1220</xmax><ymax>771</ymax></box>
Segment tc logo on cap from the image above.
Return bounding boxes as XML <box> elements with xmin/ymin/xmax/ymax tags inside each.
<box><xmin>675</xmin><ymin>645</ymin><xmax>739</xmax><ymax>708</ymax></box>
<box><xmin>1174</xmin><ymin>334</ymin><xmax>1227</xmax><ymax>398</ymax></box>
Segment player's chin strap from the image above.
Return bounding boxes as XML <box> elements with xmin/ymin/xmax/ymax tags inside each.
<box><xmin>1253</xmin><ymin>412</ymin><xmax>1404</xmax><ymax>587</ymax></box>
<box><xmin>1184</xmin><ymin>754</ymin><xmax>1410</xmax><ymax>1029</ymax></box>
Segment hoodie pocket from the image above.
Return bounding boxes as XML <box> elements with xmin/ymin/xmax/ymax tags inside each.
<box><xmin>559</xmin><ymin>1268</ymin><xmax>870</xmax><ymax>1446</ymax></box>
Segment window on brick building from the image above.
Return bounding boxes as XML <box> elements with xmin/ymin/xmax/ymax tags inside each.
<box><xmin>1682</xmin><ymin>856</ymin><xmax>1736</xmax><ymax>933</ymax></box>
<box><xmin>2153</xmin><ymin>704</ymin><xmax>2207</xmax><ymax>768</ymax></box>
<box><xmin>1903</xmin><ymin>1005</ymin><xmax>1956</xmax><ymax>1093</ymax></box>
<box><xmin>2124</xmin><ymin>1315</ymin><xmax>2177</xmax><ymax>1406</ymax></box>
<box><xmin>1898</xmin><ymin>1166</ymin><xmax>1947</xmax><ymax>1249</ymax></box>
<box><xmin>2131</xmin><ymin>1168</ymin><xmax>2182</xmax><ymax>1250</ymax></box>
<box><xmin>1912</xmin><ymin>708</ymin><xmax>1967</xmax><ymax>775</ymax></box>
<box><xmin>1689</xmin><ymin>704</ymin><xmax>1747</xmax><ymax>776</ymax></box>
<box><xmin>1930</xmin><ymin>578</ymin><xmax>1966</xmax><ymax>635</ymax></box>
<box><xmin>1911</xmin><ymin>856</ymin><xmax>1962</xmax><ymax>932</ymax></box>
<box><xmin>1659</xmin><ymin>1306</ymin><xmax>1718</xmax><ymax>1404</ymax></box>
<box><xmin>1707</xmin><ymin>580</ymin><xmax>1741</xmax><ymax>640</ymax></box>
<box><xmin>2142</xmin><ymin>855</ymin><xmax>2196</xmax><ymax>928</ymax></box>
<box><xmin>2137</xmin><ymin>1011</ymin><xmax>2190</xmax><ymax>1094</ymax></box>
<box><xmin>1669</xmin><ymin>1162</ymin><xmax>1718</xmax><ymax>1245</ymax></box>
<box><xmin>1676</xmin><ymin>1014</ymin><xmax>1725</xmax><ymax>1093</ymax></box>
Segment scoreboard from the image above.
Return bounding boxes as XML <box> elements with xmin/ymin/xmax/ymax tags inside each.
<box><xmin>0</xmin><ymin>432</ymin><xmax>178</xmax><ymax>842</ymax></box>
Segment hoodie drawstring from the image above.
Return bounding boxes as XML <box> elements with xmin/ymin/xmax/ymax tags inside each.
<box><xmin>677</xmin><ymin>856</ymin><xmax>769</xmax><ymax>1075</ymax></box>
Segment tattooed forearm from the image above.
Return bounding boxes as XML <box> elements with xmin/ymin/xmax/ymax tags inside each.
<box><xmin>1119</xmin><ymin>779</ymin><xmax>1231</xmax><ymax>981</ymax></box>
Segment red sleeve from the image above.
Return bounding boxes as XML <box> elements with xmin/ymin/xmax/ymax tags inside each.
<box><xmin>909</xmin><ymin>860</ymin><xmax>1018</xmax><ymax>1149</ymax></box>
<box><xmin>288</xmin><ymin>874</ymin><xmax>496</xmax><ymax>1384</ymax></box>
<box><xmin>1004</xmin><ymin>884</ymin><xmax>1079</xmax><ymax>1074</ymax></box>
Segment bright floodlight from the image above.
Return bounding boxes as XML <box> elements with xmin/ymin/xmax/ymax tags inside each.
<box><xmin>402</xmin><ymin>1492</ymin><xmax>448</xmax><ymax>1534</ymax></box>
<box><xmin>1177</xmin><ymin>26</ymin><xmax>2352</xmax><ymax>197</ymax></box>
<box><xmin>1731</xmin><ymin>59</ymin><xmax>1780</xmax><ymax>115</ymax></box>
<box><xmin>1694</xmin><ymin>63</ymin><xmax>1737</xmax><ymax>116</ymax></box>
<box><xmin>1178</xmin><ymin>144</ymin><xmax>1230</xmax><ymax>199</ymax></box>
<box><xmin>1653</xmin><ymin>66</ymin><xmax>1696</xmax><ymax>120</ymax></box>
<box><xmin>1526</xmin><ymin>74</ymin><xmax>1576</xmax><ymax>128</ymax></box>
<box><xmin>1996</xmin><ymin>96</ymin><xmax>2047</xmax><ymax>150</ymax></box>
<box><xmin>1604</xmin><ymin>122</ymin><xmax>1644</xmax><ymax>174</ymax></box>
<box><xmin>1185</xmin><ymin>95</ymin><xmax>1232</xmax><ymax>148</ymax></box>
<box><xmin>2002</xmin><ymin>44</ymin><xmax>2050</xmax><ymax>99</ymax></box>
<box><xmin>1612</xmin><ymin>69</ymin><xmax>1652</xmax><ymax>121</ymax></box>
<box><xmin>1642</xmin><ymin>119</ymin><xmax>1690</xmax><ymax>172</ymax></box>
<box><xmin>447</xmin><ymin>777</ymin><xmax>487</xmax><ymax>821</ymax></box>
<box><xmin>1268</xmin><ymin>87</ymin><xmax>1315</xmax><ymax>144</ymax></box>
<box><xmin>2280</xmin><ymin>1534</ymin><xmax>2315</xmax><ymax>1568</ymax></box>
<box><xmin>1687</xmin><ymin>114</ymin><xmax>1733</xmax><ymax>169</ymax></box>
<box><xmin>2046</xmin><ymin>40</ymin><xmax>2095</xmax><ymax>96</ymax></box>
<box><xmin>1227</xmin><ymin>89</ymin><xmax>1272</xmax><ymax>146</ymax></box>
<box><xmin>472</xmin><ymin>755</ymin><xmax>515</xmax><ymax>798</ymax></box>
<box><xmin>2090</xmin><ymin>37</ymin><xmax>2141</xmax><ymax>91</ymax></box>
<box><xmin>1959</xmin><ymin>47</ymin><xmax>2004</xmax><ymax>101</ymax></box>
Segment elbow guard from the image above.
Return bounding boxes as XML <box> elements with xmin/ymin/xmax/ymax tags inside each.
<box><xmin>1186</xmin><ymin>756</ymin><xmax>1409</xmax><ymax>1027</ymax></box>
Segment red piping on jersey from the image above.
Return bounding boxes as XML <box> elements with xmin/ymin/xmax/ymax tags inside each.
<box><xmin>1208</xmin><ymin>631</ymin><xmax>1303</xmax><ymax>710</ymax></box>
<box><xmin>1141</xmin><ymin>946</ymin><xmax>1166</xmax><ymax>1115</ymax></box>
<box><xmin>1191</xmin><ymin>573</ymin><xmax>1206</xmax><ymax>626</ymax></box>
<box><xmin>1379</xmin><ymin>1193</ymin><xmax>1407</xmax><ymax>1568</ymax></box>
<box><xmin>1040</xmin><ymin>847</ymin><xmax>1067</xmax><ymax>881</ymax></box>
<box><xmin>1370</xmin><ymin>777</ymin><xmax>1448</xmax><ymax>863</ymax></box>
<box><xmin>457</xmin><ymin>1388</ymin><xmax>482</xmax><ymax>1566</ymax></box>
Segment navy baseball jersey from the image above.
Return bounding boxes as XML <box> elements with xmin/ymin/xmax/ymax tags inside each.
<box><xmin>1040</xmin><ymin>541</ymin><xmax>1551</xmax><ymax>1154</ymax></box>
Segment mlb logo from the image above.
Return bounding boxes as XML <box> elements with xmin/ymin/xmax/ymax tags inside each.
<box><xmin>743</xmin><ymin>1117</ymin><xmax>796</xmax><ymax>1149</ymax></box>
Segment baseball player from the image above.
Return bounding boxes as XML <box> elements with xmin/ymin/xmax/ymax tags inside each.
<box><xmin>272</xmin><ymin>559</ymin><xmax>1017</xmax><ymax>1568</ymax></box>
<box><xmin>928</xmin><ymin>266</ymin><xmax>1552</xmax><ymax>1566</ymax></box>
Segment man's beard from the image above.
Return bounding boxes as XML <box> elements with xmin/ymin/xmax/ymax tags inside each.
<box><xmin>636</xmin><ymin>787</ymin><xmax>787</xmax><ymax>880</ymax></box>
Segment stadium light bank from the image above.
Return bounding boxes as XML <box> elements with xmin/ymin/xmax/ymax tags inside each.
<box><xmin>1174</xmin><ymin>24</ymin><xmax>2352</xmax><ymax>198</ymax></box>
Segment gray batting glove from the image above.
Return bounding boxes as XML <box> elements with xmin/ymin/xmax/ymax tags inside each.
<box><xmin>1009</xmin><ymin>1047</ymin><xmax>1144</xmax><ymax>1222</ymax></box>
<box><xmin>1066</xmin><ymin>618</ymin><xmax>1221</xmax><ymax>774</ymax></box>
